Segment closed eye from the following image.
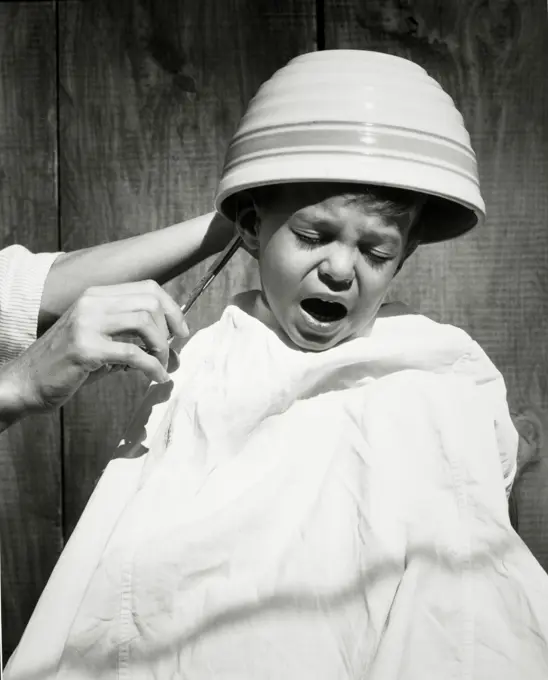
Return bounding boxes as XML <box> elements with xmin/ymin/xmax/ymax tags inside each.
<box><xmin>293</xmin><ymin>231</ymin><xmax>329</xmax><ymax>249</ymax></box>
<box><xmin>361</xmin><ymin>249</ymin><xmax>396</xmax><ymax>268</ymax></box>
<box><xmin>294</xmin><ymin>231</ymin><xmax>397</xmax><ymax>267</ymax></box>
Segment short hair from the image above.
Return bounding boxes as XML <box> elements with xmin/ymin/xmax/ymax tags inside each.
<box><xmin>249</xmin><ymin>182</ymin><xmax>427</xmax><ymax>253</ymax></box>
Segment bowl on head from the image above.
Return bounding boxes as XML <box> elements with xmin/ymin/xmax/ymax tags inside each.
<box><xmin>215</xmin><ymin>49</ymin><xmax>484</xmax><ymax>245</ymax></box>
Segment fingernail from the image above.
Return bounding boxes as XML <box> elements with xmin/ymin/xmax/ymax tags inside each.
<box><xmin>176</xmin><ymin>322</ymin><xmax>189</xmax><ymax>338</ymax></box>
<box><xmin>161</xmin><ymin>369</ymin><xmax>172</xmax><ymax>383</ymax></box>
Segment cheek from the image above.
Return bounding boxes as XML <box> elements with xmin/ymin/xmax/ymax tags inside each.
<box><xmin>355</xmin><ymin>264</ymin><xmax>397</xmax><ymax>308</ymax></box>
<box><xmin>259</xmin><ymin>234</ymin><xmax>306</xmax><ymax>299</ymax></box>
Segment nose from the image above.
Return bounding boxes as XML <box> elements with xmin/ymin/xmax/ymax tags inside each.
<box><xmin>317</xmin><ymin>245</ymin><xmax>355</xmax><ymax>292</ymax></box>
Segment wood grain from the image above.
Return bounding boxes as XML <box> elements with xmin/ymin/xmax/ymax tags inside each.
<box><xmin>0</xmin><ymin>1</ymin><xmax>62</xmax><ymax>661</ymax></box>
<box><xmin>324</xmin><ymin>0</ymin><xmax>548</xmax><ymax>568</ymax></box>
<box><xmin>3</xmin><ymin>0</ymin><xmax>545</xmax><ymax>660</ymax></box>
<box><xmin>58</xmin><ymin>0</ymin><xmax>316</xmax><ymax>537</ymax></box>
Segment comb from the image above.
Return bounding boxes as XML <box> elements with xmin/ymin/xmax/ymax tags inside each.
<box><xmin>178</xmin><ymin>234</ymin><xmax>242</xmax><ymax>317</ymax></box>
<box><xmin>109</xmin><ymin>234</ymin><xmax>242</xmax><ymax>372</ymax></box>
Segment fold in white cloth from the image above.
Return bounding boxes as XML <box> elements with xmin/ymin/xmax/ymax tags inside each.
<box><xmin>7</xmin><ymin>293</ymin><xmax>548</xmax><ymax>680</ymax></box>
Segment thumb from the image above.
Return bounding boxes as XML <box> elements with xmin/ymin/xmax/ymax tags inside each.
<box><xmin>83</xmin><ymin>363</ymin><xmax>124</xmax><ymax>386</ymax></box>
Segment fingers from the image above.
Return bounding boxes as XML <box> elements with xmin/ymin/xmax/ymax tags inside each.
<box><xmin>103</xmin><ymin>311</ymin><xmax>169</xmax><ymax>368</ymax></box>
<box><xmin>103</xmin><ymin>295</ymin><xmax>170</xmax><ymax>367</ymax></box>
<box><xmin>86</xmin><ymin>280</ymin><xmax>188</xmax><ymax>339</ymax></box>
<box><xmin>83</xmin><ymin>362</ymin><xmax>125</xmax><ymax>387</ymax></box>
<box><xmin>19</xmin><ymin>280</ymin><xmax>188</xmax><ymax>413</ymax></box>
<box><xmin>63</xmin><ymin>280</ymin><xmax>190</xmax><ymax>385</ymax></box>
<box><xmin>96</xmin><ymin>337</ymin><xmax>171</xmax><ymax>384</ymax></box>
<box><xmin>156</xmin><ymin>288</ymin><xmax>189</xmax><ymax>340</ymax></box>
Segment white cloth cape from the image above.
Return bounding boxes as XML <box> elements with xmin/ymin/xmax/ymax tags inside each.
<box><xmin>6</xmin><ymin>294</ymin><xmax>548</xmax><ymax>680</ymax></box>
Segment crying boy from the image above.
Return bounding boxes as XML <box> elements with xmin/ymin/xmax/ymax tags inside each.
<box><xmin>232</xmin><ymin>182</ymin><xmax>424</xmax><ymax>350</ymax></box>
<box><xmin>6</xmin><ymin>50</ymin><xmax>548</xmax><ymax>680</ymax></box>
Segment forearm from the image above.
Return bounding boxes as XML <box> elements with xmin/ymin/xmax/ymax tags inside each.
<box><xmin>0</xmin><ymin>359</ymin><xmax>34</xmax><ymax>433</ymax></box>
<box><xmin>39</xmin><ymin>212</ymin><xmax>234</xmax><ymax>334</ymax></box>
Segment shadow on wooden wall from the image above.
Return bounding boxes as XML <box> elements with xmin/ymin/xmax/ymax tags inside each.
<box><xmin>0</xmin><ymin>0</ymin><xmax>63</xmax><ymax>663</ymax></box>
<box><xmin>324</xmin><ymin>0</ymin><xmax>548</xmax><ymax>568</ymax></box>
<box><xmin>0</xmin><ymin>0</ymin><xmax>547</xmax><ymax>662</ymax></box>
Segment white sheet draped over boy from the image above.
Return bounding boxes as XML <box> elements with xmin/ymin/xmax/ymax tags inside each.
<box><xmin>6</xmin><ymin>292</ymin><xmax>548</xmax><ymax>680</ymax></box>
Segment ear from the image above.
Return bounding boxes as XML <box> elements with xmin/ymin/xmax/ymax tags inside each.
<box><xmin>234</xmin><ymin>192</ymin><xmax>261</xmax><ymax>255</ymax></box>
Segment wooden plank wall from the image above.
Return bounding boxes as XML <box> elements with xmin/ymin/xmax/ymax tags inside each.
<box><xmin>58</xmin><ymin>0</ymin><xmax>316</xmax><ymax>538</ymax></box>
<box><xmin>0</xmin><ymin>0</ymin><xmax>63</xmax><ymax>661</ymax></box>
<box><xmin>0</xmin><ymin>0</ymin><xmax>317</xmax><ymax>660</ymax></box>
<box><xmin>1</xmin><ymin>0</ymin><xmax>547</xmax><ymax>662</ymax></box>
<box><xmin>323</xmin><ymin>0</ymin><xmax>548</xmax><ymax>566</ymax></box>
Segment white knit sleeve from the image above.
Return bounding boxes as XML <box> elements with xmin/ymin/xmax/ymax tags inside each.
<box><xmin>0</xmin><ymin>245</ymin><xmax>64</xmax><ymax>365</ymax></box>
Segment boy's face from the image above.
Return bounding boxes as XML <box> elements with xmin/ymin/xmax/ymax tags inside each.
<box><xmin>249</xmin><ymin>183</ymin><xmax>417</xmax><ymax>352</ymax></box>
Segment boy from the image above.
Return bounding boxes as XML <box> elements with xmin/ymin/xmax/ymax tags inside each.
<box><xmin>6</xmin><ymin>51</ymin><xmax>548</xmax><ymax>679</ymax></box>
<box><xmin>230</xmin><ymin>182</ymin><xmax>425</xmax><ymax>351</ymax></box>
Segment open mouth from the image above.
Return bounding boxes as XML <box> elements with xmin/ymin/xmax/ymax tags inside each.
<box><xmin>300</xmin><ymin>298</ymin><xmax>348</xmax><ymax>323</ymax></box>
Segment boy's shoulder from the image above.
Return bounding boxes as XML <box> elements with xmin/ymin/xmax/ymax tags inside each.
<box><xmin>377</xmin><ymin>301</ymin><xmax>475</xmax><ymax>345</ymax></box>
<box><xmin>376</xmin><ymin>301</ymin><xmax>490</xmax><ymax>373</ymax></box>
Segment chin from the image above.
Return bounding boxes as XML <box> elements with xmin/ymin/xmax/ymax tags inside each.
<box><xmin>287</xmin><ymin>329</ymin><xmax>347</xmax><ymax>352</ymax></box>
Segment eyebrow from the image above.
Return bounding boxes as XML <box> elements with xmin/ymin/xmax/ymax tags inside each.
<box><xmin>367</xmin><ymin>229</ymin><xmax>403</xmax><ymax>248</ymax></box>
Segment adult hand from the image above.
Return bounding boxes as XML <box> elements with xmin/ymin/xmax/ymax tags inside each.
<box><xmin>5</xmin><ymin>280</ymin><xmax>188</xmax><ymax>416</ymax></box>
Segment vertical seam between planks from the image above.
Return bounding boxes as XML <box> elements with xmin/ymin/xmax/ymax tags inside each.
<box><xmin>316</xmin><ymin>0</ymin><xmax>325</xmax><ymax>50</ymax></box>
<box><xmin>54</xmin><ymin>0</ymin><xmax>67</xmax><ymax>549</ymax></box>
